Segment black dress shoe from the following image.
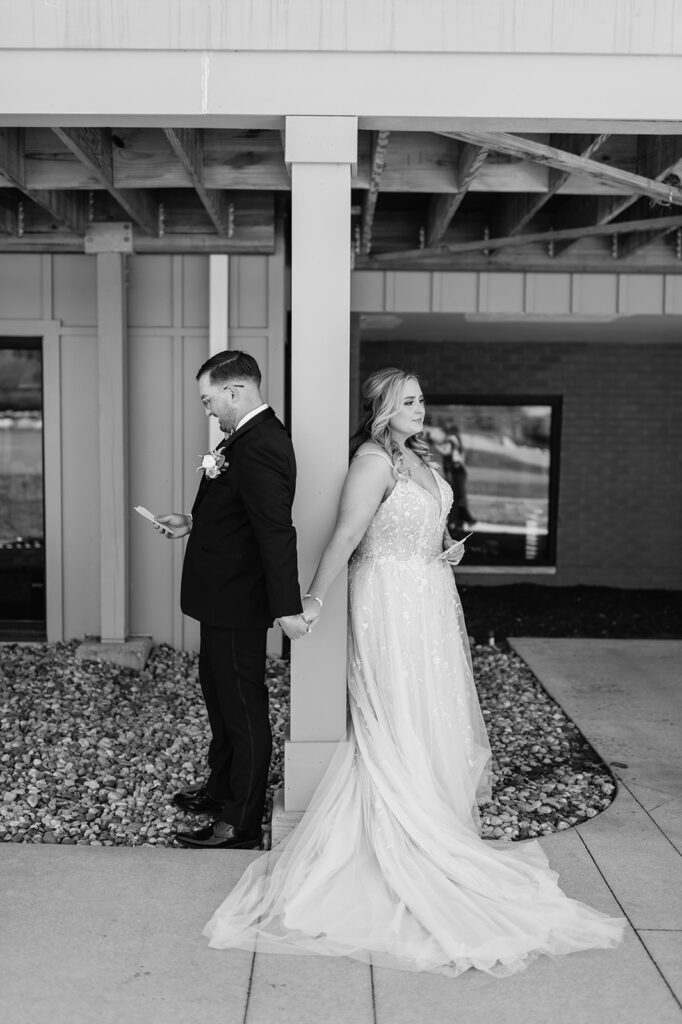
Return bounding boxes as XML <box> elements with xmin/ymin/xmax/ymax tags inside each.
<box><xmin>172</xmin><ymin>787</ymin><xmax>224</xmax><ymax>816</ymax></box>
<box><xmin>174</xmin><ymin>821</ymin><xmax>263</xmax><ymax>850</ymax></box>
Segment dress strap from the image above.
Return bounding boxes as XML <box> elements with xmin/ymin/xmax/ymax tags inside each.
<box><xmin>353</xmin><ymin>450</ymin><xmax>394</xmax><ymax>469</ymax></box>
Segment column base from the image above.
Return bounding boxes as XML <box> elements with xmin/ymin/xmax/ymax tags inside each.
<box><xmin>270</xmin><ymin>788</ymin><xmax>303</xmax><ymax>848</ymax></box>
<box><xmin>75</xmin><ymin>636</ymin><xmax>153</xmax><ymax>672</ymax></box>
<box><xmin>284</xmin><ymin>735</ymin><xmax>343</xmax><ymax>811</ymax></box>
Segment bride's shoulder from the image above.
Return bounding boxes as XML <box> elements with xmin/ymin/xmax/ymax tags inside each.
<box><xmin>350</xmin><ymin>440</ymin><xmax>393</xmax><ymax>471</ymax></box>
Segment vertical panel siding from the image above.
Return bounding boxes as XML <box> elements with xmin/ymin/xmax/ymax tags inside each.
<box><xmin>127</xmin><ymin>256</ymin><xmax>174</xmax><ymax>326</ymax></box>
<box><xmin>126</xmin><ymin>256</ymin><xmax>210</xmax><ymax>651</ymax></box>
<box><xmin>0</xmin><ymin>254</ymin><xmax>43</xmax><ymax>317</ymax></box>
<box><xmin>351</xmin><ymin>270</ymin><xmax>680</xmax><ymax>318</ymax></box>
<box><xmin>230</xmin><ymin>231</ymin><xmax>287</xmax><ymax>423</ymax></box>
<box><xmin>664</xmin><ymin>275</ymin><xmax>682</xmax><ymax>313</ymax></box>
<box><xmin>618</xmin><ymin>274</ymin><xmax>665</xmax><ymax>315</ymax></box>
<box><xmin>52</xmin><ymin>254</ymin><xmax>97</xmax><ymax>326</ymax></box>
<box><xmin>180</xmin><ymin>332</ymin><xmax>207</xmax><ymax>652</ymax></box>
<box><xmin>60</xmin><ymin>332</ymin><xmax>100</xmax><ymax>637</ymax></box>
<box><xmin>127</xmin><ymin>333</ymin><xmax>177</xmax><ymax>644</ymax></box>
<box><xmin>350</xmin><ymin>271</ymin><xmax>385</xmax><ymax>312</ymax></box>
<box><xmin>525</xmin><ymin>273</ymin><xmax>571</xmax><ymax>314</ymax></box>
<box><xmin>385</xmin><ymin>271</ymin><xmax>431</xmax><ymax>312</ymax></box>
<box><xmin>572</xmin><ymin>273</ymin><xmax>618</xmax><ymax>315</ymax></box>
<box><xmin>433</xmin><ymin>272</ymin><xmax>478</xmax><ymax>313</ymax></box>
<box><xmin>479</xmin><ymin>272</ymin><xmax>525</xmax><ymax>313</ymax></box>
<box><xmin>181</xmin><ymin>256</ymin><xmax>209</xmax><ymax>328</ymax></box>
<box><xmin>229</xmin><ymin>255</ymin><xmax>269</xmax><ymax>328</ymax></box>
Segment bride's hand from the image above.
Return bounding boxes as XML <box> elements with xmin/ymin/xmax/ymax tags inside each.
<box><xmin>301</xmin><ymin>595</ymin><xmax>322</xmax><ymax>631</ymax></box>
<box><xmin>442</xmin><ymin>540</ymin><xmax>465</xmax><ymax>566</ymax></box>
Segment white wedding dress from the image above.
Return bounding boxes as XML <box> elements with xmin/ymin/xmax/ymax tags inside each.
<box><xmin>203</xmin><ymin>453</ymin><xmax>626</xmax><ymax>977</ymax></box>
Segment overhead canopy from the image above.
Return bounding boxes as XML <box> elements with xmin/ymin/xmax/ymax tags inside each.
<box><xmin>1</xmin><ymin>126</ymin><xmax>682</xmax><ymax>272</ymax></box>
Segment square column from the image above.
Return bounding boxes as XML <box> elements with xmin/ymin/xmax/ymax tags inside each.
<box><xmin>77</xmin><ymin>245</ymin><xmax>150</xmax><ymax>671</ymax></box>
<box><xmin>96</xmin><ymin>251</ymin><xmax>129</xmax><ymax>643</ymax></box>
<box><xmin>285</xmin><ymin>116</ymin><xmax>358</xmax><ymax>812</ymax></box>
<box><xmin>208</xmin><ymin>254</ymin><xmax>229</xmax><ymax>452</ymax></box>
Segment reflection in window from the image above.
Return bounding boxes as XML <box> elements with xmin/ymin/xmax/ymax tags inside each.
<box><xmin>424</xmin><ymin>398</ymin><xmax>561</xmax><ymax>567</ymax></box>
<box><xmin>0</xmin><ymin>340</ymin><xmax>45</xmax><ymax>636</ymax></box>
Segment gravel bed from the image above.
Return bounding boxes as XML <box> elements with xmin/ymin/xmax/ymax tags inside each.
<box><xmin>459</xmin><ymin>584</ymin><xmax>682</xmax><ymax>641</ymax></box>
<box><xmin>0</xmin><ymin>640</ymin><xmax>616</xmax><ymax>847</ymax></box>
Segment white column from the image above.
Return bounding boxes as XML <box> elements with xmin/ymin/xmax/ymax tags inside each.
<box><xmin>96</xmin><ymin>251</ymin><xmax>129</xmax><ymax>643</ymax></box>
<box><xmin>208</xmin><ymin>254</ymin><xmax>229</xmax><ymax>451</ymax></box>
<box><xmin>285</xmin><ymin>116</ymin><xmax>358</xmax><ymax>810</ymax></box>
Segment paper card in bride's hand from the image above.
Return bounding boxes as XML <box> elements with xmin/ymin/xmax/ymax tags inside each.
<box><xmin>438</xmin><ymin>533</ymin><xmax>473</xmax><ymax>559</ymax></box>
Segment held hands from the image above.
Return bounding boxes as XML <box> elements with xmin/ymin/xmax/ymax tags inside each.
<box><xmin>278</xmin><ymin>595</ymin><xmax>323</xmax><ymax>641</ymax></box>
<box><xmin>153</xmin><ymin>513</ymin><xmax>192</xmax><ymax>539</ymax></box>
<box><xmin>278</xmin><ymin>614</ymin><xmax>312</xmax><ymax>640</ymax></box>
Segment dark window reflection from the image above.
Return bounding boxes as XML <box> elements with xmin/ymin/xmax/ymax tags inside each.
<box><xmin>0</xmin><ymin>340</ymin><xmax>45</xmax><ymax>637</ymax></box>
<box><xmin>424</xmin><ymin>399</ymin><xmax>560</xmax><ymax>567</ymax></box>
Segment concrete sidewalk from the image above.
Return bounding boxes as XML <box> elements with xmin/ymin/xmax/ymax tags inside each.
<box><xmin>2</xmin><ymin>640</ymin><xmax>681</xmax><ymax>1024</ymax></box>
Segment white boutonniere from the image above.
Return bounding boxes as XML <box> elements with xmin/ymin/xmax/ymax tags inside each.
<box><xmin>197</xmin><ymin>449</ymin><xmax>227</xmax><ymax>479</ymax></box>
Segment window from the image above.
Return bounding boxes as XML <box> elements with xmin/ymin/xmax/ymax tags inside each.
<box><xmin>424</xmin><ymin>397</ymin><xmax>561</xmax><ymax>567</ymax></box>
<box><xmin>0</xmin><ymin>339</ymin><xmax>45</xmax><ymax>637</ymax></box>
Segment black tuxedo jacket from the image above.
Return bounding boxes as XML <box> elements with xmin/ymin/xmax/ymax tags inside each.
<box><xmin>180</xmin><ymin>407</ymin><xmax>303</xmax><ymax>629</ymax></box>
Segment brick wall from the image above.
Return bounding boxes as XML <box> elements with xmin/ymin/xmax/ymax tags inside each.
<box><xmin>360</xmin><ymin>340</ymin><xmax>682</xmax><ymax>589</ymax></box>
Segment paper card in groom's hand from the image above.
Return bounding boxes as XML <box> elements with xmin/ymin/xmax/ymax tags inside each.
<box><xmin>133</xmin><ymin>505</ymin><xmax>175</xmax><ymax>536</ymax></box>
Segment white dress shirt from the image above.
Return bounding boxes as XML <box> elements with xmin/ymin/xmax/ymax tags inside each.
<box><xmin>234</xmin><ymin>403</ymin><xmax>269</xmax><ymax>433</ymax></box>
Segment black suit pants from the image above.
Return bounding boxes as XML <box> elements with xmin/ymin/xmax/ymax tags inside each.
<box><xmin>198</xmin><ymin>623</ymin><xmax>271</xmax><ymax>833</ymax></box>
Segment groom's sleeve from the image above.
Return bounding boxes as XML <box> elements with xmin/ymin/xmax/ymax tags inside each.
<box><xmin>232</xmin><ymin>438</ymin><xmax>303</xmax><ymax>619</ymax></box>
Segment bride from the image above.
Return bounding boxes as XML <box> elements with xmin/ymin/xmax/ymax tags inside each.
<box><xmin>202</xmin><ymin>367</ymin><xmax>625</xmax><ymax>977</ymax></box>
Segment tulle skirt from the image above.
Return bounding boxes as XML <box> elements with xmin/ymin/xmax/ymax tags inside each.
<box><xmin>203</xmin><ymin>557</ymin><xmax>626</xmax><ymax>977</ymax></box>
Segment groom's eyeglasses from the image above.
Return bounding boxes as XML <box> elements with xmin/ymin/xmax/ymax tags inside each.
<box><xmin>201</xmin><ymin>383</ymin><xmax>244</xmax><ymax>410</ymax></box>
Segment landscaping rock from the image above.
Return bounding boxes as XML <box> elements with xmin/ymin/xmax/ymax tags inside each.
<box><xmin>0</xmin><ymin>639</ymin><xmax>618</xmax><ymax>846</ymax></box>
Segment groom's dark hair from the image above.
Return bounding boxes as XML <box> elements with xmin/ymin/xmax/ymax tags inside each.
<box><xmin>196</xmin><ymin>350</ymin><xmax>262</xmax><ymax>387</ymax></box>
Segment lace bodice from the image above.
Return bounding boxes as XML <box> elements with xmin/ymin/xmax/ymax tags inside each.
<box><xmin>351</xmin><ymin>454</ymin><xmax>453</xmax><ymax>565</ymax></box>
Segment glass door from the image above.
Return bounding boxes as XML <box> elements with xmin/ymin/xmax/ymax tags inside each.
<box><xmin>0</xmin><ymin>339</ymin><xmax>45</xmax><ymax>639</ymax></box>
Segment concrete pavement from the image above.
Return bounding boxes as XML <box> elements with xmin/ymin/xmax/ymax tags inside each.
<box><xmin>1</xmin><ymin>639</ymin><xmax>681</xmax><ymax>1024</ymax></box>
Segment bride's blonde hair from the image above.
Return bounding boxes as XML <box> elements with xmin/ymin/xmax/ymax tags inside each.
<box><xmin>350</xmin><ymin>367</ymin><xmax>433</xmax><ymax>476</ymax></box>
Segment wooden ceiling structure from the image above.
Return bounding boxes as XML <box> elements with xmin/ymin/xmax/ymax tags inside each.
<box><xmin>2</xmin><ymin>125</ymin><xmax>682</xmax><ymax>273</ymax></box>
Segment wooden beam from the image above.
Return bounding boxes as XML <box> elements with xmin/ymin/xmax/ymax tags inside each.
<box><xmin>52</xmin><ymin>126</ymin><xmax>158</xmax><ymax>234</ymax></box>
<box><xmin>0</xmin><ymin>191</ymin><xmax>275</xmax><ymax>253</ymax></box>
<box><xmin>425</xmin><ymin>143</ymin><xmax>488</xmax><ymax>247</ymax></box>
<box><xmin>3</xmin><ymin>228</ymin><xmax>679</xmax><ymax>272</ymax></box>
<box><xmin>609</xmin><ymin>198</ymin><xmax>680</xmax><ymax>260</ymax></box>
<box><xmin>355</xmin><ymin>254</ymin><xmax>682</xmax><ymax>274</ymax></box>
<box><xmin>618</xmin><ymin>222</ymin><xmax>678</xmax><ymax>260</ymax></box>
<box><xmin>368</xmin><ymin>212</ymin><xmax>682</xmax><ymax>262</ymax></box>
<box><xmin>438</xmin><ymin>129</ymin><xmax>682</xmax><ymax>208</ymax></box>
<box><xmin>162</xmin><ymin>127</ymin><xmax>233</xmax><ymax>236</ymax></box>
<box><xmin>0</xmin><ymin>127</ymin><xmax>87</xmax><ymax>233</ymax></box>
<box><xmin>14</xmin><ymin>127</ymin><xmax>644</xmax><ymax>197</ymax></box>
<box><xmin>553</xmin><ymin>135</ymin><xmax>682</xmax><ymax>257</ymax></box>
<box><xmin>360</xmin><ymin>130</ymin><xmax>390</xmax><ymax>255</ymax></box>
<box><xmin>494</xmin><ymin>134</ymin><xmax>611</xmax><ymax>237</ymax></box>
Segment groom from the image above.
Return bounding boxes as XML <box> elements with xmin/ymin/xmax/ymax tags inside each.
<box><xmin>155</xmin><ymin>350</ymin><xmax>309</xmax><ymax>850</ymax></box>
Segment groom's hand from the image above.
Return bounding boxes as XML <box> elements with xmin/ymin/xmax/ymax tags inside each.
<box><xmin>278</xmin><ymin>614</ymin><xmax>311</xmax><ymax>640</ymax></box>
<box><xmin>153</xmin><ymin>513</ymin><xmax>192</xmax><ymax>539</ymax></box>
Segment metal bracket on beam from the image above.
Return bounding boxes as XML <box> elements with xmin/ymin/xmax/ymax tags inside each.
<box><xmin>85</xmin><ymin>222</ymin><xmax>134</xmax><ymax>254</ymax></box>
